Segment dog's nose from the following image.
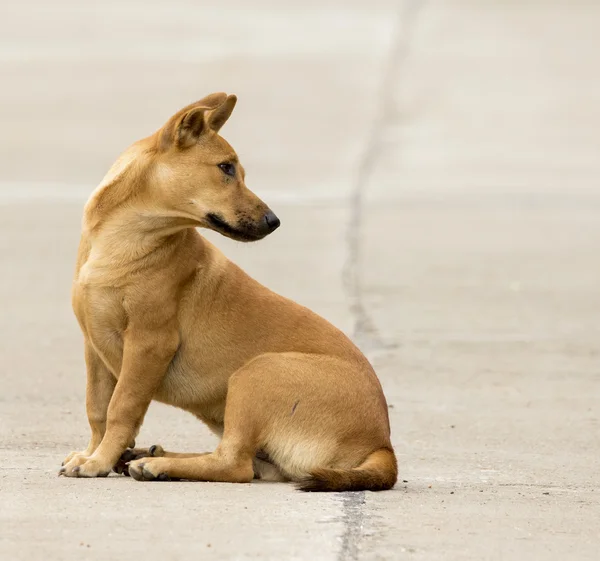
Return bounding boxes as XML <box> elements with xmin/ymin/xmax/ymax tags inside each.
<box><xmin>264</xmin><ymin>210</ymin><xmax>281</xmax><ymax>232</ymax></box>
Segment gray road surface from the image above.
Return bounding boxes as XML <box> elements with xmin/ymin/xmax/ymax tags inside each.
<box><xmin>1</xmin><ymin>1</ymin><xmax>599</xmax><ymax>560</ymax></box>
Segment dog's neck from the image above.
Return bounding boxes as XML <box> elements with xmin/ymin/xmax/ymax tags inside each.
<box><xmin>84</xmin><ymin>147</ymin><xmax>142</xmax><ymax>232</ymax></box>
<box><xmin>85</xmin><ymin>210</ymin><xmax>193</xmax><ymax>269</ymax></box>
<box><xmin>83</xmin><ymin>146</ymin><xmax>198</xmax><ymax>268</ymax></box>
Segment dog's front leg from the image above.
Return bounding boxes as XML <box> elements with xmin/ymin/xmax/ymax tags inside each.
<box><xmin>61</xmin><ymin>342</ymin><xmax>116</xmax><ymax>468</ymax></box>
<box><xmin>61</xmin><ymin>327</ymin><xmax>179</xmax><ymax>478</ymax></box>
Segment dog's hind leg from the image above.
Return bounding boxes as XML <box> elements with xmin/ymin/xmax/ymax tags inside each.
<box><xmin>117</xmin><ymin>447</ymin><xmax>287</xmax><ymax>481</ymax></box>
<box><xmin>113</xmin><ymin>445</ymin><xmax>209</xmax><ymax>475</ymax></box>
<box><xmin>127</xmin><ymin>439</ymin><xmax>255</xmax><ymax>482</ymax></box>
<box><xmin>128</xmin><ymin>364</ymin><xmax>261</xmax><ymax>483</ymax></box>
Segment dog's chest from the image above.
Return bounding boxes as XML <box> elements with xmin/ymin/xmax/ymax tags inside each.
<box><xmin>73</xmin><ymin>277</ymin><xmax>127</xmax><ymax>375</ymax></box>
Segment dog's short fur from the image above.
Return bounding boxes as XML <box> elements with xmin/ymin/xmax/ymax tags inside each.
<box><xmin>60</xmin><ymin>93</ymin><xmax>397</xmax><ymax>491</ymax></box>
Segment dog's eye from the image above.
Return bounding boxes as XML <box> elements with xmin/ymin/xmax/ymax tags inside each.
<box><xmin>218</xmin><ymin>163</ymin><xmax>236</xmax><ymax>177</ymax></box>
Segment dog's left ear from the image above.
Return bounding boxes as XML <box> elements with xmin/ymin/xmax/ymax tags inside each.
<box><xmin>159</xmin><ymin>93</ymin><xmax>236</xmax><ymax>151</ymax></box>
<box><xmin>206</xmin><ymin>94</ymin><xmax>237</xmax><ymax>133</ymax></box>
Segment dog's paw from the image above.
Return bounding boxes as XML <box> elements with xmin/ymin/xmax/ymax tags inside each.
<box><xmin>113</xmin><ymin>445</ymin><xmax>165</xmax><ymax>476</ymax></box>
<box><xmin>61</xmin><ymin>451</ymin><xmax>89</xmax><ymax>469</ymax></box>
<box><xmin>59</xmin><ymin>455</ymin><xmax>112</xmax><ymax>478</ymax></box>
<box><xmin>128</xmin><ymin>458</ymin><xmax>175</xmax><ymax>482</ymax></box>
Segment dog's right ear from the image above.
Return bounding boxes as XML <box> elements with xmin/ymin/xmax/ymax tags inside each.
<box><xmin>159</xmin><ymin>93</ymin><xmax>228</xmax><ymax>150</ymax></box>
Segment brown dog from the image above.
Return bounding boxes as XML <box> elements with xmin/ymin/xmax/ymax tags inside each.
<box><xmin>59</xmin><ymin>93</ymin><xmax>397</xmax><ymax>491</ymax></box>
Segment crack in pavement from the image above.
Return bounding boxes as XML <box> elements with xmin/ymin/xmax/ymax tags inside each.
<box><xmin>342</xmin><ymin>0</ymin><xmax>424</xmax><ymax>355</ymax></box>
<box><xmin>338</xmin><ymin>2</ymin><xmax>424</xmax><ymax>560</ymax></box>
<box><xmin>338</xmin><ymin>492</ymin><xmax>367</xmax><ymax>561</ymax></box>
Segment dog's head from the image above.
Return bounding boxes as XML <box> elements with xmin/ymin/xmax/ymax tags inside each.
<box><xmin>150</xmin><ymin>93</ymin><xmax>279</xmax><ymax>242</ymax></box>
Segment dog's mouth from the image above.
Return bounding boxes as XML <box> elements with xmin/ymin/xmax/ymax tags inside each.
<box><xmin>206</xmin><ymin>213</ymin><xmax>265</xmax><ymax>242</ymax></box>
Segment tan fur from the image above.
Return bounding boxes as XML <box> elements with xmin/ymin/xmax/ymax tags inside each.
<box><xmin>59</xmin><ymin>93</ymin><xmax>397</xmax><ymax>491</ymax></box>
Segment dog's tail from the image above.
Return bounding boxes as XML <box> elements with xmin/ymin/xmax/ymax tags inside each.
<box><xmin>296</xmin><ymin>447</ymin><xmax>398</xmax><ymax>492</ymax></box>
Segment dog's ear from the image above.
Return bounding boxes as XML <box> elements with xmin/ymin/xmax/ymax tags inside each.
<box><xmin>206</xmin><ymin>94</ymin><xmax>237</xmax><ymax>133</ymax></box>
<box><xmin>159</xmin><ymin>93</ymin><xmax>230</xmax><ymax>150</ymax></box>
<box><xmin>175</xmin><ymin>106</ymin><xmax>210</xmax><ymax>149</ymax></box>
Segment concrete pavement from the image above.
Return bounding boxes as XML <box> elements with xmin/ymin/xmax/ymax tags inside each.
<box><xmin>1</xmin><ymin>1</ymin><xmax>599</xmax><ymax>560</ymax></box>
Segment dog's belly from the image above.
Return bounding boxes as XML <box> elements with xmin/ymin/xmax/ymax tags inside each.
<box><xmin>153</xmin><ymin>349</ymin><xmax>229</xmax><ymax>428</ymax></box>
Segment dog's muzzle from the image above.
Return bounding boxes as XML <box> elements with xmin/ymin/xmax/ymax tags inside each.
<box><xmin>207</xmin><ymin>210</ymin><xmax>281</xmax><ymax>241</ymax></box>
